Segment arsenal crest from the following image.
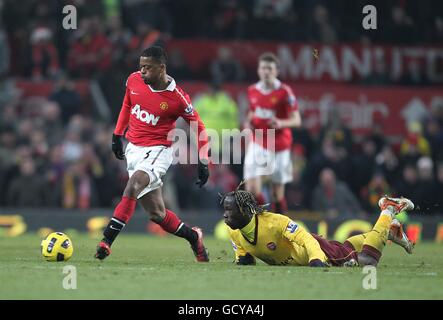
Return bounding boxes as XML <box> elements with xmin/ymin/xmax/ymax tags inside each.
<box><xmin>267</xmin><ymin>242</ymin><xmax>277</xmax><ymax>251</ymax></box>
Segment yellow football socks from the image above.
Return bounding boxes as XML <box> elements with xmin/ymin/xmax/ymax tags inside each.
<box><xmin>362</xmin><ymin>212</ymin><xmax>392</xmax><ymax>253</ymax></box>
<box><xmin>346</xmin><ymin>210</ymin><xmax>393</xmax><ymax>254</ymax></box>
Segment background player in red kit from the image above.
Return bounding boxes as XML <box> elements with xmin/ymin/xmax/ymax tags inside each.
<box><xmin>243</xmin><ymin>53</ymin><xmax>302</xmax><ymax>213</ymax></box>
<box><xmin>95</xmin><ymin>46</ymin><xmax>210</xmax><ymax>262</ymax></box>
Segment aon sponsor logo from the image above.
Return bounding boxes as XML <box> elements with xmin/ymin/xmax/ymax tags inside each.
<box><xmin>131</xmin><ymin>104</ymin><xmax>160</xmax><ymax>125</ymax></box>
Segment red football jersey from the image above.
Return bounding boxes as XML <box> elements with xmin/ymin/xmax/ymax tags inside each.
<box><xmin>114</xmin><ymin>72</ymin><xmax>208</xmax><ymax>157</ymax></box>
<box><xmin>248</xmin><ymin>79</ymin><xmax>298</xmax><ymax>151</ymax></box>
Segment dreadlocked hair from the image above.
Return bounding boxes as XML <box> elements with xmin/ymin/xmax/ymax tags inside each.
<box><xmin>219</xmin><ymin>181</ymin><xmax>267</xmax><ymax>217</ymax></box>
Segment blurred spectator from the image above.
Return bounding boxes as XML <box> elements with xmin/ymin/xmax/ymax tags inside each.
<box><xmin>285</xmin><ymin>150</ymin><xmax>309</xmax><ymax>210</ymax></box>
<box><xmin>126</xmin><ymin>22</ymin><xmax>165</xmax><ymax>68</ymax></box>
<box><xmin>398</xmin><ymin>60</ymin><xmax>429</xmax><ymax>86</ymax></box>
<box><xmin>254</xmin><ymin>0</ymin><xmax>292</xmax><ymax>18</ymax></box>
<box><xmin>6</xmin><ymin>158</ymin><xmax>47</xmax><ymax>206</ymax></box>
<box><xmin>122</xmin><ymin>0</ymin><xmax>173</xmax><ymax>35</ymax></box>
<box><xmin>305</xmin><ymin>134</ymin><xmax>352</xmax><ymax>191</ymax></box>
<box><xmin>350</xmin><ymin>138</ymin><xmax>377</xmax><ymax>195</ymax></box>
<box><xmin>430</xmin><ymin>16</ymin><xmax>443</xmax><ymax>43</ymax></box>
<box><xmin>436</xmin><ymin>162</ymin><xmax>443</xmax><ymax>211</ymax></box>
<box><xmin>167</xmin><ymin>48</ymin><xmax>193</xmax><ymax>81</ymax></box>
<box><xmin>307</xmin><ymin>4</ymin><xmax>338</xmax><ymax>44</ymax></box>
<box><xmin>361</xmin><ymin>56</ymin><xmax>392</xmax><ymax>86</ymax></box>
<box><xmin>0</xmin><ymin>21</ymin><xmax>9</xmax><ymax>78</ymax></box>
<box><xmin>0</xmin><ymin>78</ymin><xmax>21</xmax><ymax>109</ymax></box>
<box><xmin>311</xmin><ymin>168</ymin><xmax>363</xmax><ymax>219</ymax></box>
<box><xmin>366</xmin><ymin>123</ymin><xmax>387</xmax><ymax>154</ymax></box>
<box><xmin>68</xmin><ymin>17</ymin><xmax>112</xmax><ymax>77</ymax></box>
<box><xmin>210</xmin><ymin>0</ymin><xmax>248</xmax><ymax>39</ymax></box>
<box><xmin>431</xmin><ymin>99</ymin><xmax>443</xmax><ymax>127</ymax></box>
<box><xmin>28</xmin><ymin>27</ymin><xmax>59</xmax><ymax>80</ymax></box>
<box><xmin>210</xmin><ymin>46</ymin><xmax>244</xmax><ymax>83</ymax></box>
<box><xmin>62</xmin><ymin>158</ymin><xmax>100</xmax><ymax>210</ymax></box>
<box><xmin>62</xmin><ymin>129</ymin><xmax>83</xmax><ymax>163</ymax></box>
<box><xmin>415</xmin><ymin>156</ymin><xmax>439</xmax><ymax>213</ymax></box>
<box><xmin>252</xmin><ymin>0</ymin><xmax>290</xmax><ymax>40</ymax></box>
<box><xmin>395</xmin><ymin>164</ymin><xmax>419</xmax><ymax>200</ymax></box>
<box><xmin>291</xmin><ymin>125</ymin><xmax>315</xmax><ymax>159</ymax></box>
<box><xmin>318</xmin><ymin>108</ymin><xmax>353</xmax><ymax>154</ymax></box>
<box><xmin>41</xmin><ymin>101</ymin><xmax>63</xmax><ymax>145</ymax></box>
<box><xmin>173</xmin><ymin>161</ymin><xmax>220</xmax><ymax>209</ymax></box>
<box><xmin>400</xmin><ymin>122</ymin><xmax>431</xmax><ymax>165</ymax></box>
<box><xmin>0</xmin><ymin>126</ymin><xmax>17</xmax><ymax>169</ymax></box>
<box><xmin>375</xmin><ymin>145</ymin><xmax>400</xmax><ymax>185</ymax></box>
<box><xmin>361</xmin><ymin>173</ymin><xmax>391</xmax><ymax>213</ymax></box>
<box><xmin>208</xmin><ymin>163</ymin><xmax>239</xmax><ymax>194</ymax></box>
<box><xmin>106</xmin><ymin>15</ymin><xmax>132</xmax><ymax>66</ymax></box>
<box><xmin>49</xmin><ymin>74</ymin><xmax>82</xmax><ymax>124</ymax></box>
<box><xmin>193</xmin><ymin>81</ymin><xmax>239</xmax><ymax>154</ymax></box>
<box><xmin>423</xmin><ymin>118</ymin><xmax>443</xmax><ymax>162</ymax></box>
<box><xmin>44</xmin><ymin>144</ymin><xmax>65</xmax><ymax>206</ymax></box>
<box><xmin>386</xmin><ymin>5</ymin><xmax>417</xmax><ymax>44</ymax></box>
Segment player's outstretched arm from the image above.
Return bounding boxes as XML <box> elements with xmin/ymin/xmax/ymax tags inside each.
<box><xmin>269</xmin><ymin>110</ymin><xmax>302</xmax><ymax>129</ymax></box>
<box><xmin>191</xmin><ymin>111</ymin><xmax>209</xmax><ymax>188</ymax></box>
<box><xmin>177</xmin><ymin>87</ymin><xmax>210</xmax><ymax>187</ymax></box>
<box><xmin>112</xmin><ymin>87</ymin><xmax>131</xmax><ymax>160</ymax></box>
<box><xmin>229</xmin><ymin>234</ymin><xmax>254</xmax><ymax>265</ymax></box>
<box><xmin>282</xmin><ymin>220</ymin><xmax>328</xmax><ymax>267</ymax></box>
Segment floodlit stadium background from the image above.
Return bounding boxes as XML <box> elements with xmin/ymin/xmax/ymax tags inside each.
<box><xmin>1</xmin><ymin>0</ymin><xmax>443</xmax><ymax>242</ymax></box>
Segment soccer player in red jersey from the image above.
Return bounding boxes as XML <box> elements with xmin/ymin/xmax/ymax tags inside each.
<box><xmin>95</xmin><ymin>46</ymin><xmax>210</xmax><ymax>262</ymax></box>
<box><xmin>243</xmin><ymin>53</ymin><xmax>302</xmax><ymax>213</ymax></box>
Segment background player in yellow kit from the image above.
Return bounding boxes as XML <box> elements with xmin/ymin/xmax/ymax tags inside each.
<box><xmin>221</xmin><ymin>185</ymin><xmax>415</xmax><ymax>267</ymax></box>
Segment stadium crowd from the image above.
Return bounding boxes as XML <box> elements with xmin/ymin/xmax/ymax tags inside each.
<box><xmin>1</xmin><ymin>0</ymin><xmax>443</xmax><ymax>216</ymax></box>
<box><xmin>1</xmin><ymin>82</ymin><xmax>443</xmax><ymax>215</ymax></box>
<box><xmin>2</xmin><ymin>0</ymin><xmax>443</xmax><ymax>82</ymax></box>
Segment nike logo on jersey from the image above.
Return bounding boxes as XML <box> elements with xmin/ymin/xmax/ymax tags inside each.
<box><xmin>254</xmin><ymin>107</ymin><xmax>276</xmax><ymax>119</ymax></box>
<box><xmin>130</xmin><ymin>90</ymin><xmax>139</xmax><ymax>95</ymax></box>
<box><xmin>131</xmin><ymin>104</ymin><xmax>160</xmax><ymax>126</ymax></box>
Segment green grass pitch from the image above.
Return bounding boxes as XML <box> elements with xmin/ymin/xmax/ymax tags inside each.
<box><xmin>1</xmin><ymin>233</ymin><xmax>442</xmax><ymax>299</ymax></box>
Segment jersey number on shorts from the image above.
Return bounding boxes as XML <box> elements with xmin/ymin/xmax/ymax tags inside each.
<box><xmin>144</xmin><ymin>149</ymin><xmax>164</xmax><ymax>165</ymax></box>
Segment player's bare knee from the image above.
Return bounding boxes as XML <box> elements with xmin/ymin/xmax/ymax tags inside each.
<box><xmin>125</xmin><ymin>171</ymin><xmax>150</xmax><ymax>198</ymax></box>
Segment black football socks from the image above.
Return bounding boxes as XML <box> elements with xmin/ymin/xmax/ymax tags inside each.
<box><xmin>102</xmin><ymin>217</ymin><xmax>126</xmax><ymax>245</ymax></box>
<box><xmin>174</xmin><ymin>223</ymin><xmax>198</xmax><ymax>244</ymax></box>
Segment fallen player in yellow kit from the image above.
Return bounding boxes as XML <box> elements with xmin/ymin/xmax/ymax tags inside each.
<box><xmin>220</xmin><ymin>185</ymin><xmax>415</xmax><ymax>267</ymax></box>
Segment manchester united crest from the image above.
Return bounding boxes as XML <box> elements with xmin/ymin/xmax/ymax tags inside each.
<box><xmin>270</xmin><ymin>96</ymin><xmax>277</xmax><ymax>105</ymax></box>
<box><xmin>160</xmin><ymin>102</ymin><xmax>169</xmax><ymax>111</ymax></box>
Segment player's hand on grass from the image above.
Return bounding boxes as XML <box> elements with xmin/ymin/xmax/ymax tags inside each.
<box><xmin>196</xmin><ymin>160</ymin><xmax>209</xmax><ymax>188</ymax></box>
<box><xmin>112</xmin><ymin>134</ymin><xmax>125</xmax><ymax>160</ymax></box>
<box><xmin>309</xmin><ymin>259</ymin><xmax>329</xmax><ymax>267</ymax></box>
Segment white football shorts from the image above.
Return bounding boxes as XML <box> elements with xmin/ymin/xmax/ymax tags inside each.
<box><xmin>243</xmin><ymin>142</ymin><xmax>293</xmax><ymax>184</ymax></box>
<box><xmin>125</xmin><ymin>142</ymin><xmax>173</xmax><ymax>199</ymax></box>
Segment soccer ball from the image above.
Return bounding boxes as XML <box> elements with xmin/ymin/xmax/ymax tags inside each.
<box><xmin>41</xmin><ymin>232</ymin><xmax>74</xmax><ymax>262</ymax></box>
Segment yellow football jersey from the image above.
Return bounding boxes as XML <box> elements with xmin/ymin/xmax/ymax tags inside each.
<box><xmin>228</xmin><ymin>212</ymin><xmax>327</xmax><ymax>266</ymax></box>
